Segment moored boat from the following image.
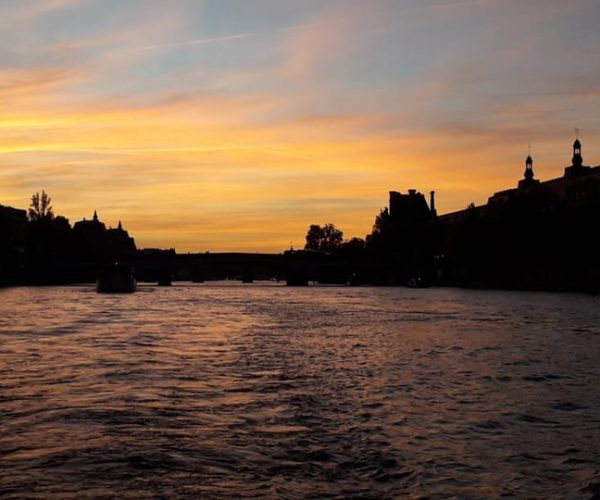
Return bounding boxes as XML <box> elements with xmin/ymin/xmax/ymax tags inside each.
<box><xmin>286</xmin><ymin>274</ymin><xmax>309</xmax><ymax>286</ymax></box>
<box><xmin>96</xmin><ymin>263</ymin><xmax>137</xmax><ymax>293</ymax></box>
<box><xmin>406</xmin><ymin>276</ymin><xmax>430</xmax><ymax>288</ymax></box>
<box><xmin>241</xmin><ymin>272</ymin><xmax>254</xmax><ymax>283</ymax></box>
<box><xmin>157</xmin><ymin>277</ymin><xmax>172</xmax><ymax>286</ymax></box>
<box><xmin>157</xmin><ymin>272</ymin><xmax>173</xmax><ymax>286</ymax></box>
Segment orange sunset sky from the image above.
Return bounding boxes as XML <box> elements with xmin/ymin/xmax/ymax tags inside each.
<box><xmin>0</xmin><ymin>0</ymin><xmax>599</xmax><ymax>252</ymax></box>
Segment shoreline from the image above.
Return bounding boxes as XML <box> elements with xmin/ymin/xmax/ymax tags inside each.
<box><xmin>2</xmin><ymin>280</ymin><xmax>599</xmax><ymax>296</ymax></box>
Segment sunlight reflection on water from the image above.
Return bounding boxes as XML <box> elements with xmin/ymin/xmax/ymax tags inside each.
<box><xmin>1</xmin><ymin>284</ymin><xmax>600</xmax><ymax>497</ymax></box>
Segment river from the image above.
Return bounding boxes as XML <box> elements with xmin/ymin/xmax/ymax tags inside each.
<box><xmin>1</xmin><ymin>284</ymin><xmax>600</xmax><ymax>498</ymax></box>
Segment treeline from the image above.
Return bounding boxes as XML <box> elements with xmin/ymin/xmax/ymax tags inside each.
<box><xmin>302</xmin><ymin>223</ymin><xmax>366</xmax><ymax>255</ymax></box>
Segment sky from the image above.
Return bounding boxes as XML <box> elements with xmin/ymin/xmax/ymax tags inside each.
<box><xmin>0</xmin><ymin>0</ymin><xmax>599</xmax><ymax>252</ymax></box>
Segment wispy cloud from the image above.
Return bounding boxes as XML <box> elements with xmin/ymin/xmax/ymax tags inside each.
<box><xmin>0</xmin><ymin>0</ymin><xmax>87</xmax><ymax>25</ymax></box>
<box><xmin>132</xmin><ymin>32</ymin><xmax>254</xmax><ymax>52</ymax></box>
<box><xmin>126</xmin><ymin>16</ymin><xmax>348</xmax><ymax>54</ymax></box>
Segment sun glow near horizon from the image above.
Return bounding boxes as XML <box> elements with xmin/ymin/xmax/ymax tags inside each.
<box><xmin>1</xmin><ymin>0</ymin><xmax>599</xmax><ymax>252</ymax></box>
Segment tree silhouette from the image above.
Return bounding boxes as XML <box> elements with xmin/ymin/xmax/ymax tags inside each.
<box><xmin>342</xmin><ymin>237</ymin><xmax>366</xmax><ymax>251</ymax></box>
<box><xmin>305</xmin><ymin>224</ymin><xmax>324</xmax><ymax>250</ymax></box>
<box><xmin>340</xmin><ymin>237</ymin><xmax>366</xmax><ymax>256</ymax></box>
<box><xmin>305</xmin><ymin>223</ymin><xmax>344</xmax><ymax>251</ymax></box>
<box><xmin>28</xmin><ymin>191</ymin><xmax>54</xmax><ymax>221</ymax></box>
<box><xmin>372</xmin><ymin>207</ymin><xmax>389</xmax><ymax>234</ymax></box>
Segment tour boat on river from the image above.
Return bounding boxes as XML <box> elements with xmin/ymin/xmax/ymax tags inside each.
<box><xmin>96</xmin><ymin>263</ymin><xmax>137</xmax><ymax>293</ymax></box>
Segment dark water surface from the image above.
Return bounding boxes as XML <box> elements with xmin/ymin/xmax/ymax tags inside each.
<box><xmin>1</xmin><ymin>284</ymin><xmax>600</xmax><ymax>498</ymax></box>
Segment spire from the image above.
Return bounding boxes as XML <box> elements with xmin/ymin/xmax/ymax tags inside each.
<box><xmin>572</xmin><ymin>131</ymin><xmax>583</xmax><ymax>168</ymax></box>
<box><xmin>118</xmin><ymin>220</ymin><xmax>122</xmax><ymax>230</ymax></box>
<box><xmin>524</xmin><ymin>153</ymin><xmax>534</xmax><ymax>181</ymax></box>
<box><xmin>93</xmin><ymin>210</ymin><xmax>98</xmax><ymax>221</ymax></box>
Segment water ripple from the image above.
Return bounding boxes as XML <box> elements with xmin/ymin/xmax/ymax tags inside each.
<box><xmin>1</xmin><ymin>285</ymin><xmax>600</xmax><ymax>497</ymax></box>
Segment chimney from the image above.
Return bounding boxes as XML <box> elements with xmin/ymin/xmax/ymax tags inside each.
<box><xmin>430</xmin><ymin>191</ymin><xmax>437</xmax><ymax>216</ymax></box>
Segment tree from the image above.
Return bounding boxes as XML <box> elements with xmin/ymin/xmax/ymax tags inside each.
<box><xmin>372</xmin><ymin>207</ymin><xmax>389</xmax><ymax>234</ymax></box>
<box><xmin>28</xmin><ymin>191</ymin><xmax>54</xmax><ymax>221</ymax></box>
<box><xmin>304</xmin><ymin>223</ymin><xmax>344</xmax><ymax>252</ymax></box>
<box><xmin>342</xmin><ymin>237</ymin><xmax>366</xmax><ymax>252</ymax></box>
<box><xmin>321</xmin><ymin>223</ymin><xmax>344</xmax><ymax>251</ymax></box>
<box><xmin>305</xmin><ymin>224</ymin><xmax>324</xmax><ymax>251</ymax></box>
<box><xmin>340</xmin><ymin>237</ymin><xmax>366</xmax><ymax>256</ymax></box>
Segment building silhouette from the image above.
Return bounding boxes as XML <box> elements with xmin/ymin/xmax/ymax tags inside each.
<box><xmin>368</xmin><ymin>136</ymin><xmax>600</xmax><ymax>290</ymax></box>
<box><xmin>0</xmin><ymin>205</ymin><xmax>27</xmax><ymax>256</ymax></box>
<box><xmin>73</xmin><ymin>211</ymin><xmax>137</xmax><ymax>260</ymax></box>
<box><xmin>1</xmin><ymin>204</ymin><xmax>138</xmax><ymax>284</ymax></box>
<box><xmin>486</xmin><ymin>138</ymin><xmax>600</xmax><ymax>206</ymax></box>
<box><xmin>0</xmin><ymin>205</ymin><xmax>28</xmax><ymax>283</ymax></box>
<box><xmin>389</xmin><ymin>189</ymin><xmax>436</xmax><ymax>223</ymax></box>
<box><xmin>413</xmin><ymin>137</ymin><xmax>600</xmax><ymax>226</ymax></box>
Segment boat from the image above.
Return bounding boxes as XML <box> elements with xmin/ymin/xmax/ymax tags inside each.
<box><xmin>346</xmin><ymin>273</ymin><xmax>361</xmax><ymax>286</ymax></box>
<box><xmin>406</xmin><ymin>276</ymin><xmax>430</xmax><ymax>288</ymax></box>
<box><xmin>241</xmin><ymin>272</ymin><xmax>254</xmax><ymax>283</ymax></box>
<box><xmin>96</xmin><ymin>263</ymin><xmax>137</xmax><ymax>293</ymax></box>
<box><xmin>191</xmin><ymin>271</ymin><xmax>205</xmax><ymax>283</ymax></box>
<box><xmin>157</xmin><ymin>272</ymin><xmax>173</xmax><ymax>286</ymax></box>
<box><xmin>157</xmin><ymin>276</ymin><xmax>172</xmax><ymax>287</ymax></box>
<box><xmin>286</xmin><ymin>274</ymin><xmax>309</xmax><ymax>286</ymax></box>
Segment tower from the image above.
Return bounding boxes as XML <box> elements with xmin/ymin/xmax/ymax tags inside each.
<box><xmin>430</xmin><ymin>191</ymin><xmax>437</xmax><ymax>217</ymax></box>
<box><xmin>564</xmin><ymin>132</ymin><xmax>590</xmax><ymax>179</ymax></box>
<box><xmin>517</xmin><ymin>151</ymin><xmax>540</xmax><ymax>191</ymax></box>
<box><xmin>572</xmin><ymin>137</ymin><xmax>583</xmax><ymax>169</ymax></box>
<box><xmin>524</xmin><ymin>154</ymin><xmax>534</xmax><ymax>181</ymax></box>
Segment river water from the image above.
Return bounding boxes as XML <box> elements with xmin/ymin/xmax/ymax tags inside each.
<box><xmin>1</xmin><ymin>284</ymin><xmax>600</xmax><ymax>498</ymax></box>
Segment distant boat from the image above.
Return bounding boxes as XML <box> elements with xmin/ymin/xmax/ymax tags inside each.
<box><xmin>157</xmin><ymin>276</ymin><xmax>172</xmax><ymax>287</ymax></box>
<box><xmin>286</xmin><ymin>274</ymin><xmax>309</xmax><ymax>286</ymax></box>
<box><xmin>96</xmin><ymin>263</ymin><xmax>137</xmax><ymax>293</ymax></box>
<box><xmin>406</xmin><ymin>277</ymin><xmax>430</xmax><ymax>288</ymax></box>
<box><xmin>241</xmin><ymin>273</ymin><xmax>254</xmax><ymax>283</ymax></box>
<box><xmin>346</xmin><ymin>273</ymin><xmax>361</xmax><ymax>286</ymax></box>
<box><xmin>191</xmin><ymin>271</ymin><xmax>205</xmax><ymax>283</ymax></box>
<box><xmin>157</xmin><ymin>272</ymin><xmax>173</xmax><ymax>286</ymax></box>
